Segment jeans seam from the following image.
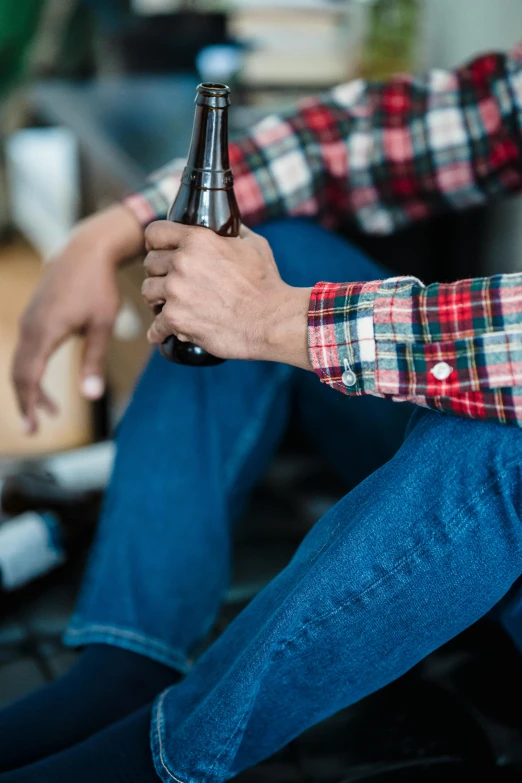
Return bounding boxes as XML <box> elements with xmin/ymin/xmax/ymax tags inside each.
<box><xmin>204</xmin><ymin>657</ymin><xmax>271</xmax><ymax>782</ymax></box>
<box><xmin>321</xmin><ymin>416</ymin><xmax>519</xmax><ymax>600</ymax></box>
<box><xmin>195</xmin><ymin>462</ymin><xmax>521</xmax><ymax>783</ymax></box>
<box><xmin>290</xmin><ymin>415</ymin><xmax>467</xmax><ymax>590</ymax></box>
<box><xmin>276</xmin><ymin>460</ymin><xmax>521</xmax><ymax>654</ymax></box>
<box><xmin>171</xmin><ymin>471</ymin><xmax>502</xmax><ymax>783</ymax></box>
<box><xmin>156</xmin><ymin>691</ymin><xmax>187</xmax><ymax>783</ymax></box>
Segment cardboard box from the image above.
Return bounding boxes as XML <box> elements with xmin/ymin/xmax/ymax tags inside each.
<box><xmin>0</xmin><ymin>241</ymin><xmax>92</xmax><ymax>457</ymax></box>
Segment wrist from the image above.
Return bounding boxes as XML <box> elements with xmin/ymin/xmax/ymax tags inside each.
<box><xmin>260</xmin><ymin>285</ymin><xmax>313</xmax><ymax>370</ymax></box>
<box><xmin>74</xmin><ymin>204</ymin><xmax>145</xmax><ymax>269</ymax></box>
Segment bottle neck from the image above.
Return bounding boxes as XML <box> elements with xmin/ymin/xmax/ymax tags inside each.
<box><xmin>183</xmin><ymin>103</ymin><xmax>231</xmax><ymax>189</ymax></box>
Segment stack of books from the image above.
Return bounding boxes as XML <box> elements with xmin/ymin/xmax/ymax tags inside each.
<box><xmin>229</xmin><ymin>0</ymin><xmax>365</xmax><ymax>89</ymax></box>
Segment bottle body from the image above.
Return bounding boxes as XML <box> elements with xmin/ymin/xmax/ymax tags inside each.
<box><xmin>160</xmin><ymin>82</ymin><xmax>241</xmax><ymax>366</ymax></box>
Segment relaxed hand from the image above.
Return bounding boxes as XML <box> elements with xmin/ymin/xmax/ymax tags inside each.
<box><xmin>11</xmin><ymin>205</ymin><xmax>144</xmax><ymax>433</ymax></box>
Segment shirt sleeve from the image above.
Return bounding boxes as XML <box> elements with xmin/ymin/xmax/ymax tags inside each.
<box><xmin>308</xmin><ymin>272</ymin><xmax>522</xmax><ymax>415</ymax></box>
<box><xmin>124</xmin><ymin>44</ymin><xmax>522</xmax><ymax>234</ymax></box>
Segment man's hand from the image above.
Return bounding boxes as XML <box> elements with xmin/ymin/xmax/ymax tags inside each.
<box><xmin>142</xmin><ymin>221</ymin><xmax>313</xmax><ymax>370</ymax></box>
<box><xmin>12</xmin><ymin>205</ymin><xmax>144</xmax><ymax>434</ymax></box>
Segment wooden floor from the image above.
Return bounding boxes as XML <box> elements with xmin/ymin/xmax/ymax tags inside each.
<box><xmin>0</xmin><ymin>240</ymin><xmax>91</xmax><ymax>458</ymax></box>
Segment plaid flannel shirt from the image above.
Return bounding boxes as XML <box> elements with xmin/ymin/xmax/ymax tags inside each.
<box><xmin>125</xmin><ymin>45</ymin><xmax>522</xmax><ymax>427</ymax></box>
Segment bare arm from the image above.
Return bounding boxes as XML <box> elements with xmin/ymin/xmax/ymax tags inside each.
<box><xmin>11</xmin><ymin>204</ymin><xmax>144</xmax><ymax>433</ymax></box>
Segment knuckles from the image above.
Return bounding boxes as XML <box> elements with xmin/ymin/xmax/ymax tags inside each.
<box><xmin>144</xmin><ymin>221</ymin><xmax>211</xmax><ymax>252</ymax></box>
<box><xmin>18</xmin><ymin>316</ymin><xmax>36</xmax><ymax>339</ymax></box>
<box><xmin>12</xmin><ymin>360</ymin><xmax>36</xmax><ymax>387</ymax></box>
<box><xmin>19</xmin><ymin>313</ymin><xmax>48</xmax><ymax>344</ymax></box>
<box><xmin>144</xmin><ymin>221</ymin><xmax>169</xmax><ymax>249</ymax></box>
<box><xmin>162</xmin><ymin>304</ymin><xmax>183</xmax><ymax>333</ymax></box>
<box><xmin>259</xmin><ymin>236</ymin><xmax>271</xmax><ymax>253</ymax></box>
<box><xmin>164</xmin><ymin>275</ymin><xmax>181</xmax><ymax>300</ymax></box>
<box><xmin>172</xmin><ymin>252</ymin><xmax>191</xmax><ymax>276</ymax></box>
<box><xmin>141</xmin><ymin>278</ymin><xmax>153</xmax><ymax>298</ymax></box>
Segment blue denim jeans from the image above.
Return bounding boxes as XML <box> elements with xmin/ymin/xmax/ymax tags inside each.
<box><xmin>65</xmin><ymin>219</ymin><xmax>522</xmax><ymax>782</ymax></box>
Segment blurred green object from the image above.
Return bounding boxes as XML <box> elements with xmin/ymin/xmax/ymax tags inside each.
<box><xmin>361</xmin><ymin>0</ymin><xmax>422</xmax><ymax>80</ymax></box>
<box><xmin>0</xmin><ymin>0</ymin><xmax>45</xmax><ymax>98</ymax></box>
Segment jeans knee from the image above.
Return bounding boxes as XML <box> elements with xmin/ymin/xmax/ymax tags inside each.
<box><xmin>405</xmin><ymin>405</ymin><xmax>522</xmax><ymax>478</ymax></box>
<box><xmin>254</xmin><ymin>218</ymin><xmax>383</xmax><ymax>287</ymax></box>
<box><xmin>255</xmin><ymin>217</ymin><xmax>323</xmax><ymax>246</ymax></box>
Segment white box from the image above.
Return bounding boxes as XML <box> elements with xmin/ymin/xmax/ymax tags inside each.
<box><xmin>6</xmin><ymin>127</ymin><xmax>80</xmax><ymax>259</ymax></box>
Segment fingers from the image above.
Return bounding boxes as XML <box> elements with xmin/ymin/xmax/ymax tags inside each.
<box><xmin>22</xmin><ymin>387</ymin><xmax>56</xmax><ymax>436</ymax></box>
<box><xmin>11</xmin><ymin>331</ymin><xmax>58</xmax><ymax>434</ymax></box>
<box><xmin>38</xmin><ymin>389</ymin><xmax>59</xmax><ymax>417</ymax></box>
<box><xmin>144</xmin><ymin>220</ymin><xmax>197</xmax><ymax>252</ymax></box>
<box><xmin>141</xmin><ymin>276</ymin><xmax>166</xmax><ymax>309</ymax></box>
<box><xmin>143</xmin><ymin>250</ymin><xmax>171</xmax><ymax>278</ymax></box>
<box><xmin>147</xmin><ymin>311</ymin><xmax>171</xmax><ymax>344</ymax></box>
<box><xmin>81</xmin><ymin>322</ymin><xmax>113</xmax><ymax>400</ymax></box>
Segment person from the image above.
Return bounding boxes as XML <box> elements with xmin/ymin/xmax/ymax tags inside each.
<box><xmin>1</xmin><ymin>43</ymin><xmax>522</xmax><ymax>783</ymax></box>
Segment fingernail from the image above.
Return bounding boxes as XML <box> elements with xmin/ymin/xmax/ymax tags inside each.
<box><xmin>81</xmin><ymin>375</ymin><xmax>104</xmax><ymax>400</ymax></box>
<box><xmin>21</xmin><ymin>417</ymin><xmax>32</xmax><ymax>434</ymax></box>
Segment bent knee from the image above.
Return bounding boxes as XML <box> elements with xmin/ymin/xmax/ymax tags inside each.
<box><xmin>254</xmin><ymin>218</ymin><xmax>384</xmax><ymax>287</ymax></box>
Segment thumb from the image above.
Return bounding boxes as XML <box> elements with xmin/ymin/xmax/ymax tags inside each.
<box><xmin>80</xmin><ymin>322</ymin><xmax>112</xmax><ymax>400</ymax></box>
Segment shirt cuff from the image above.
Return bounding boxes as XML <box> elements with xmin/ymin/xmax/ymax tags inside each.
<box><xmin>308</xmin><ymin>280</ymin><xmax>381</xmax><ymax>396</ymax></box>
<box><xmin>123</xmin><ymin>189</ymin><xmax>163</xmax><ymax>228</ymax></box>
<box><xmin>123</xmin><ymin>161</ymin><xmax>184</xmax><ymax>228</ymax></box>
<box><xmin>308</xmin><ymin>275</ymin><xmax>502</xmax><ymax>402</ymax></box>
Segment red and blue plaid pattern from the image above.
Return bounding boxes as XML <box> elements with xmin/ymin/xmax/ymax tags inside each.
<box><xmin>309</xmin><ymin>276</ymin><xmax>522</xmax><ymax>425</ymax></box>
<box><xmin>125</xmin><ymin>46</ymin><xmax>522</xmax><ymax>427</ymax></box>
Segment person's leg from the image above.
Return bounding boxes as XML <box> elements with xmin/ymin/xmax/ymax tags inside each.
<box><xmin>4</xmin><ymin>408</ymin><xmax>522</xmax><ymax>783</ymax></box>
<box><xmin>258</xmin><ymin>218</ymin><xmax>414</xmax><ymax>491</ymax></box>
<box><xmin>490</xmin><ymin>575</ymin><xmax>522</xmax><ymax>652</ymax></box>
<box><xmin>65</xmin><ymin>219</ymin><xmax>392</xmax><ymax>666</ymax></box>
<box><xmin>0</xmin><ymin>218</ymin><xmax>393</xmax><ymax>771</ymax></box>
<box><xmin>65</xmin><ymin>355</ymin><xmax>292</xmax><ymax>666</ymax></box>
<box><xmin>271</xmin><ymin>218</ymin><xmax>522</xmax><ymax>681</ymax></box>
<box><xmin>149</xmin><ymin>408</ymin><xmax>522</xmax><ymax>783</ymax></box>
<box><xmin>0</xmin><ymin>355</ymin><xmax>293</xmax><ymax>772</ymax></box>
<box><xmin>0</xmin><ymin>707</ymin><xmax>158</xmax><ymax>783</ymax></box>
<box><xmin>294</xmin><ymin>366</ymin><xmax>414</xmax><ymax>491</ymax></box>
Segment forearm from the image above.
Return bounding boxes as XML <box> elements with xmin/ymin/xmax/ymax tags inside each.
<box><xmin>124</xmin><ymin>45</ymin><xmax>522</xmax><ymax>238</ymax></box>
<box><xmin>72</xmin><ymin>203</ymin><xmax>145</xmax><ymax>268</ymax></box>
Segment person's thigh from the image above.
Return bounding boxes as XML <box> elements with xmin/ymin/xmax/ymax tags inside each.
<box><xmin>65</xmin><ymin>352</ymin><xmax>293</xmax><ymax>669</ymax></box>
<box><xmin>295</xmin><ymin>370</ymin><xmax>414</xmax><ymax>489</ymax></box>
<box><xmin>256</xmin><ymin>218</ymin><xmax>413</xmax><ymax>488</ymax></box>
<box><xmin>152</xmin><ymin>409</ymin><xmax>522</xmax><ymax>783</ymax></box>
<box><xmin>66</xmin><ymin>218</ymin><xmax>394</xmax><ymax>667</ymax></box>
<box><xmin>258</xmin><ymin>217</ymin><xmax>389</xmax><ymax>288</ymax></box>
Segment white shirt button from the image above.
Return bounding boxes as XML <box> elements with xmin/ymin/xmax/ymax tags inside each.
<box><xmin>342</xmin><ymin>369</ymin><xmax>357</xmax><ymax>387</ymax></box>
<box><xmin>430</xmin><ymin>361</ymin><xmax>453</xmax><ymax>381</ymax></box>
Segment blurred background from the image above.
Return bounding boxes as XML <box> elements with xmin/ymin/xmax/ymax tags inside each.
<box><xmin>0</xmin><ymin>2</ymin><xmax>522</xmax><ymax>781</ymax></box>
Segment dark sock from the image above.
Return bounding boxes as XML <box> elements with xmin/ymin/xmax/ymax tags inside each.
<box><xmin>0</xmin><ymin>645</ymin><xmax>180</xmax><ymax>772</ymax></box>
<box><xmin>0</xmin><ymin>705</ymin><xmax>159</xmax><ymax>783</ymax></box>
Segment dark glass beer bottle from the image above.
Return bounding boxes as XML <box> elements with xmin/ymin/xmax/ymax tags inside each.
<box><xmin>160</xmin><ymin>82</ymin><xmax>241</xmax><ymax>366</ymax></box>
